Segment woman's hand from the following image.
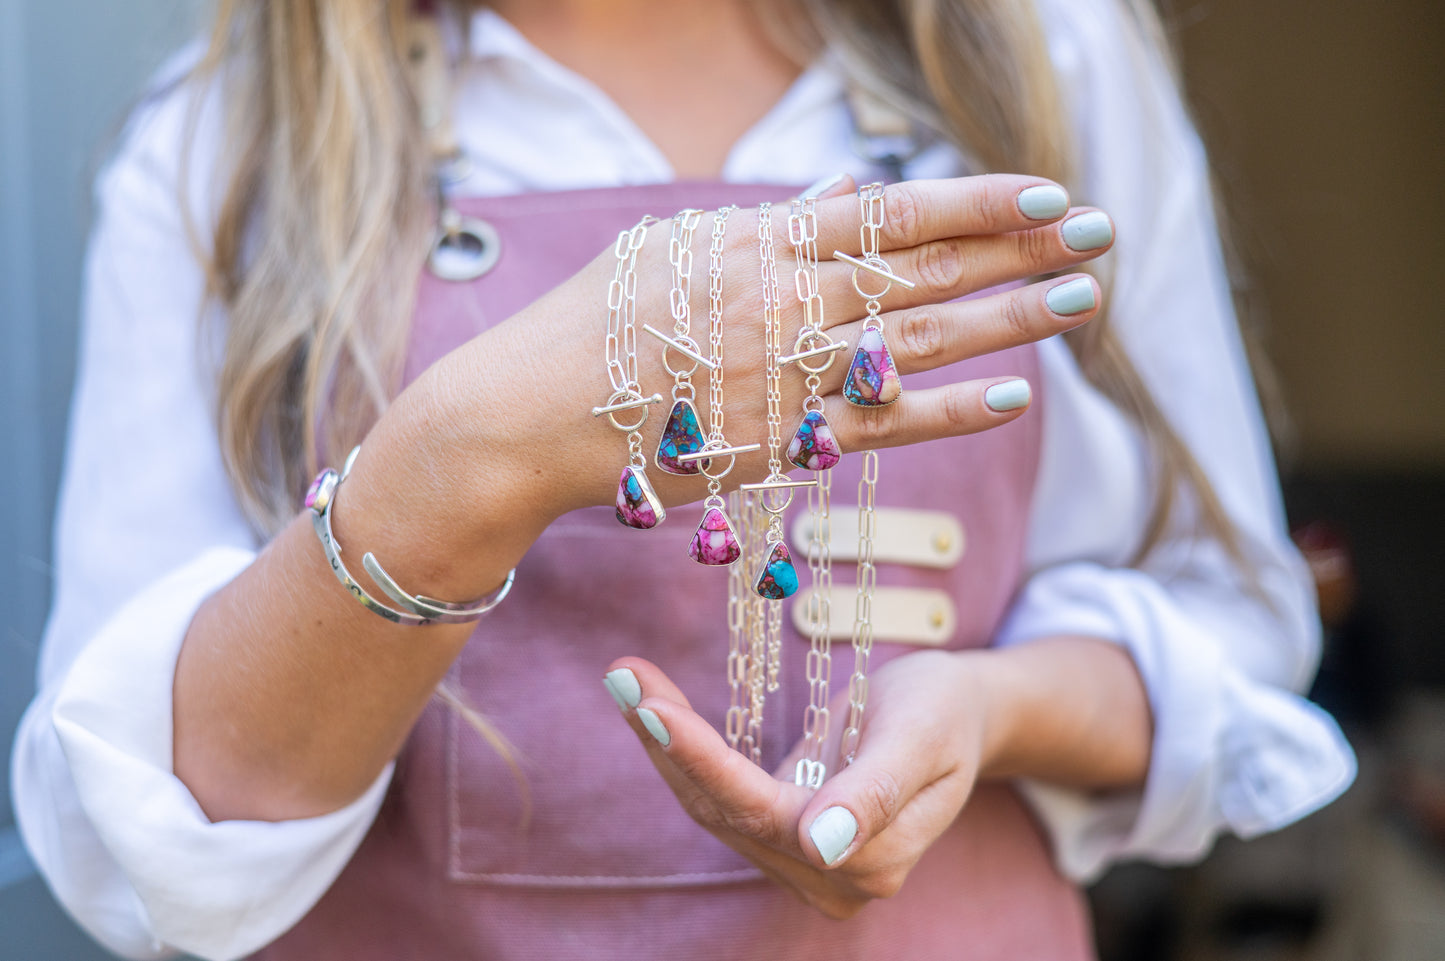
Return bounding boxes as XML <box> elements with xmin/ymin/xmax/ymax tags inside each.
<box><xmin>603</xmin><ymin>637</ymin><xmax>1152</xmax><ymax>918</ymax></box>
<box><xmin>176</xmin><ymin>173</ymin><xmax>1117</xmax><ymax>823</ymax></box>
<box><xmin>421</xmin><ymin>174</ymin><xmax>1114</xmax><ymax>529</ymax></box>
<box><xmin>602</xmin><ymin>651</ymin><xmax>990</xmax><ymax>918</ymax></box>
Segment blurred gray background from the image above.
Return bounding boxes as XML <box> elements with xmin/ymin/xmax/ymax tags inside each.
<box><xmin>2</xmin><ymin>0</ymin><xmax>1441</xmax><ymax>958</ymax></box>
<box><xmin>2</xmin><ymin>0</ymin><xmax>206</xmax><ymax>956</ymax></box>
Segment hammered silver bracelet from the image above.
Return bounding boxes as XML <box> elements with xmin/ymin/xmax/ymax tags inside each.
<box><xmin>306</xmin><ymin>446</ymin><xmax>515</xmax><ymax>627</ymax></box>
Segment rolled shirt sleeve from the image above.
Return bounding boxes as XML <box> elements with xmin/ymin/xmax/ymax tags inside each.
<box><xmin>9</xmin><ymin>59</ymin><xmax>392</xmax><ymax>961</ymax></box>
<box><xmin>45</xmin><ymin>550</ymin><xmax>393</xmax><ymax>959</ymax></box>
<box><xmin>1001</xmin><ymin>0</ymin><xmax>1356</xmax><ymax>880</ymax></box>
<box><xmin>996</xmin><ymin>562</ymin><xmax>1355</xmax><ymax>881</ymax></box>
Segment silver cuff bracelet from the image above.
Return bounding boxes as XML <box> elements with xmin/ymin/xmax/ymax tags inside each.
<box><xmin>306</xmin><ymin>446</ymin><xmax>514</xmax><ymax>627</ymax></box>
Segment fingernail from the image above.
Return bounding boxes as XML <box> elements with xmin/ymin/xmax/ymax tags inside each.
<box><xmin>1061</xmin><ymin>211</ymin><xmax>1113</xmax><ymax>251</ymax></box>
<box><xmin>603</xmin><ymin>668</ymin><xmax>642</xmax><ymax>710</ymax></box>
<box><xmin>1045</xmin><ymin>277</ymin><xmax>1096</xmax><ymax>316</ymax></box>
<box><xmin>801</xmin><ymin>171</ymin><xmax>847</xmax><ymax>199</ymax></box>
<box><xmin>985</xmin><ymin>379</ymin><xmax>1031</xmax><ymax>412</ymax></box>
<box><xmin>808</xmin><ymin>806</ymin><xmax>858</xmax><ymax>866</ymax></box>
<box><xmin>1017</xmin><ymin>184</ymin><xmax>1069</xmax><ymax>220</ymax></box>
<box><xmin>636</xmin><ymin>707</ymin><xmax>671</xmax><ymax>746</ymax></box>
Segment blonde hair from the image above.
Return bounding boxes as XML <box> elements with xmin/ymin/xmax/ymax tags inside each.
<box><xmin>196</xmin><ymin>0</ymin><xmax>433</xmax><ymax>535</ymax></box>
<box><xmin>193</xmin><ymin>0</ymin><xmax>1245</xmax><ymax>568</ymax></box>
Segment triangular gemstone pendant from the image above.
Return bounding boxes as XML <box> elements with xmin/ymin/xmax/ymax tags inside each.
<box><xmin>655</xmin><ymin>398</ymin><xmax>706</xmax><ymax>475</ymax></box>
<box><xmin>689</xmin><ymin>506</ymin><xmax>741</xmax><ymax>566</ymax></box>
<box><xmin>754</xmin><ymin>541</ymin><xmax>799</xmax><ymax>599</ymax></box>
<box><xmin>786</xmin><ymin>409</ymin><xmax>842</xmax><ymax>471</ymax></box>
<box><xmin>615</xmin><ymin>465</ymin><xmax>665</xmax><ymax>530</ymax></box>
<box><xmin>842</xmin><ymin>326</ymin><xmax>902</xmax><ymax>407</ymax></box>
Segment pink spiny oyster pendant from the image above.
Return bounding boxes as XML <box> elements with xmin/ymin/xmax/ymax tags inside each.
<box><xmin>615</xmin><ymin>465</ymin><xmax>666</xmax><ymax>530</ymax></box>
<box><xmin>842</xmin><ymin>326</ymin><xmax>902</xmax><ymax>407</ymax></box>
<box><xmin>689</xmin><ymin>505</ymin><xmax>742</xmax><ymax>565</ymax></box>
<box><xmin>786</xmin><ymin>409</ymin><xmax>842</xmax><ymax>471</ymax></box>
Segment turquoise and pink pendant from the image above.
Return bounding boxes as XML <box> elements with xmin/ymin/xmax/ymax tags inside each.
<box><xmin>753</xmin><ymin>540</ymin><xmax>799</xmax><ymax>599</ymax></box>
<box><xmin>689</xmin><ymin>504</ymin><xmax>741</xmax><ymax>565</ymax></box>
<box><xmin>786</xmin><ymin>409</ymin><xmax>842</xmax><ymax>471</ymax></box>
<box><xmin>615</xmin><ymin>465</ymin><xmax>665</xmax><ymax>530</ymax></box>
<box><xmin>655</xmin><ymin>398</ymin><xmax>707</xmax><ymax>475</ymax></box>
<box><xmin>842</xmin><ymin>326</ymin><xmax>902</xmax><ymax>407</ymax></box>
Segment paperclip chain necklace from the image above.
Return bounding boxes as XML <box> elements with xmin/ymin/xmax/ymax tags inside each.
<box><xmin>652</xmin><ymin>209</ymin><xmax>708</xmax><ymax>474</ymax></box>
<box><xmin>840</xmin><ymin>449</ymin><xmax>878</xmax><ymax>765</ymax></box>
<box><xmin>799</xmin><ymin>468</ymin><xmax>834</xmax><ymax>787</ymax></box>
<box><xmin>726</xmin><ymin>482</ymin><xmax>749</xmax><ymax>752</ymax></box>
<box><xmin>754</xmin><ymin>203</ymin><xmax>796</xmax><ymax>698</ymax></box>
<box><xmin>839</xmin><ymin>182</ymin><xmax>894</xmax><ymax>764</ymax></box>
<box><xmin>841</xmin><ymin>183</ymin><xmax>903</xmax><ymax>408</ymax></box>
<box><xmin>598</xmin><ymin>216</ymin><xmax>666</xmax><ymax>530</ymax></box>
<box><xmin>685</xmin><ymin>206</ymin><xmax>756</xmax><ymax>566</ymax></box>
<box><xmin>785</xmin><ymin>197</ymin><xmax>846</xmax><ymax>471</ymax></box>
<box><xmin>786</xmin><ymin>195</ymin><xmax>844</xmax><ymax>789</ymax></box>
<box><xmin>741</xmin><ymin>201</ymin><xmax>783</xmax><ymax>764</ymax></box>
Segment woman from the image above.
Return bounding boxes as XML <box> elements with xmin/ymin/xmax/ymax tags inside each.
<box><xmin>12</xmin><ymin>0</ymin><xmax>1354</xmax><ymax>958</ymax></box>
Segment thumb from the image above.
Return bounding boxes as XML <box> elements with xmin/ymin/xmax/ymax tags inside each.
<box><xmin>798</xmin><ymin>765</ymin><xmax>904</xmax><ymax>869</ymax></box>
<box><xmin>798</xmin><ymin>728</ymin><xmax>937</xmax><ymax>869</ymax></box>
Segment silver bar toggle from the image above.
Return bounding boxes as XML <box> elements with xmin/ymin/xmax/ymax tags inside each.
<box><xmin>739</xmin><ymin>478</ymin><xmax>819</xmax><ymax>492</ymax></box>
<box><xmin>832</xmin><ymin>250</ymin><xmax>918</xmax><ymax>290</ymax></box>
<box><xmin>675</xmin><ymin>442</ymin><xmax>762</xmax><ymax>464</ymax></box>
<box><xmin>778</xmin><ymin>340</ymin><xmax>849</xmax><ymax>367</ymax></box>
<box><xmin>641</xmin><ymin>324</ymin><xmax>719</xmax><ymax>370</ymax></box>
<box><xmin>591</xmin><ymin>393</ymin><xmax>664</xmax><ymax>417</ymax></box>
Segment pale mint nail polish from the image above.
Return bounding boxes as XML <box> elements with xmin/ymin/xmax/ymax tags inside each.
<box><xmin>1017</xmin><ymin>184</ymin><xmax>1069</xmax><ymax>220</ymax></box>
<box><xmin>801</xmin><ymin>172</ymin><xmax>847</xmax><ymax>199</ymax></box>
<box><xmin>985</xmin><ymin>379</ymin><xmax>1032</xmax><ymax>412</ymax></box>
<box><xmin>636</xmin><ymin>707</ymin><xmax>671</xmax><ymax>746</ymax></box>
<box><xmin>603</xmin><ymin>668</ymin><xmax>642</xmax><ymax>710</ymax></box>
<box><xmin>809</xmin><ymin>806</ymin><xmax>858</xmax><ymax>866</ymax></box>
<box><xmin>1045</xmin><ymin>277</ymin><xmax>1096</xmax><ymax>316</ymax></box>
<box><xmin>1061</xmin><ymin>211</ymin><xmax>1113</xmax><ymax>251</ymax></box>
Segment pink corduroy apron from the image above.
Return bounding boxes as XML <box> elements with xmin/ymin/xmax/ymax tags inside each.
<box><xmin>253</xmin><ymin>183</ymin><xmax>1092</xmax><ymax>960</ymax></box>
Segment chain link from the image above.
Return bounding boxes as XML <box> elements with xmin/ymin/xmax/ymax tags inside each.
<box><xmin>757</xmin><ymin>203</ymin><xmax>789</xmax><ymax>694</ymax></box>
<box><xmin>790</xmin><ymin>196</ymin><xmax>823</xmax><ymax>341</ymax></box>
<box><xmin>707</xmin><ymin>205</ymin><xmax>750</xmax><ymax>754</ymax></box>
<box><xmin>726</xmin><ymin>487</ymin><xmax>748</xmax><ymax>750</ymax></box>
<box><xmin>757</xmin><ymin>204</ymin><xmax>784</xmax><ymax>481</ymax></box>
<box><xmin>705</xmin><ymin>206</ymin><xmax>737</xmax><ymax>443</ymax></box>
<box><xmin>663</xmin><ymin>210</ymin><xmax>704</xmax><ymax>403</ymax></box>
<box><xmin>742</xmin><ymin>494</ymin><xmax>767</xmax><ymax>764</ymax></box>
<box><xmin>602</xmin><ymin>216</ymin><xmax>658</xmax><ymax>468</ymax></box>
<box><xmin>859</xmin><ymin>181</ymin><xmax>885</xmax><ymax>261</ymax></box>
<box><xmin>785</xmin><ymin>196</ymin><xmax>845</xmax><ymax>785</ymax></box>
<box><xmin>800</xmin><ymin>468</ymin><xmax>834</xmax><ymax>780</ymax></box>
<box><xmin>839</xmin><ymin>183</ymin><xmax>889</xmax><ymax>765</ymax></box>
<box><xmin>857</xmin><ymin>182</ymin><xmax>889</xmax><ymax>331</ymax></box>
<box><xmin>840</xmin><ymin>449</ymin><xmax>878</xmax><ymax>765</ymax></box>
<box><xmin>620</xmin><ymin>219</ymin><xmax>652</xmax><ymax>393</ymax></box>
<box><xmin>605</xmin><ymin>223</ymin><xmax>647</xmax><ymax>394</ymax></box>
<box><xmin>737</xmin><ymin>204</ymin><xmax>782</xmax><ymax>756</ymax></box>
<box><xmin>668</xmin><ymin>209</ymin><xmax>702</xmax><ymax>332</ymax></box>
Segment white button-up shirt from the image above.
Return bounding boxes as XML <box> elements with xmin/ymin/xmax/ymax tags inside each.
<box><xmin>11</xmin><ymin>2</ymin><xmax>1355</xmax><ymax>958</ymax></box>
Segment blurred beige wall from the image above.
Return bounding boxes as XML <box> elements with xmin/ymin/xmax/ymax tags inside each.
<box><xmin>1166</xmin><ymin>0</ymin><xmax>1445</xmax><ymax>471</ymax></box>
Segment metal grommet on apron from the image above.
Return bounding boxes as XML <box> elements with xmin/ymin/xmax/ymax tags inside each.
<box><xmin>409</xmin><ymin>13</ymin><xmax>500</xmax><ymax>284</ymax></box>
<box><xmin>428</xmin><ymin>205</ymin><xmax>501</xmax><ymax>282</ymax></box>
